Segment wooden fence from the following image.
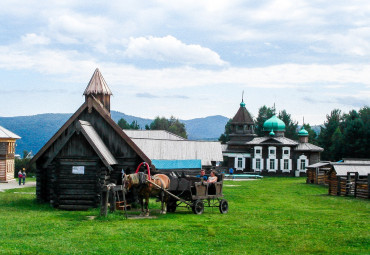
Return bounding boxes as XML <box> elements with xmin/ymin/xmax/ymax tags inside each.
<box><xmin>329</xmin><ymin>172</ymin><xmax>370</xmax><ymax>199</ymax></box>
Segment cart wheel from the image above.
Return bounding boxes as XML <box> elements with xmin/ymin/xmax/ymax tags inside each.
<box><xmin>167</xmin><ymin>201</ymin><xmax>177</xmax><ymax>213</ymax></box>
<box><xmin>219</xmin><ymin>199</ymin><xmax>228</xmax><ymax>214</ymax></box>
<box><xmin>192</xmin><ymin>200</ymin><xmax>204</xmax><ymax>215</ymax></box>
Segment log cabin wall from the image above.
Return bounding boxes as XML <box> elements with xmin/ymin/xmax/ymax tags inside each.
<box><xmin>355</xmin><ymin>175</ymin><xmax>370</xmax><ymax>199</ymax></box>
<box><xmin>328</xmin><ymin>170</ymin><xmax>369</xmax><ymax>199</ymax></box>
<box><xmin>328</xmin><ymin>171</ymin><xmax>338</xmax><ymax>196</ymax></box>
<box><xmin>306</xmin><ymin>169</ymin><xmax>315</xmax><ymax>184</ymax></box>
<box><xmin>35</xmin><ymin>106</ymin><xmax>143</xmax><ymax>209</ymax></box>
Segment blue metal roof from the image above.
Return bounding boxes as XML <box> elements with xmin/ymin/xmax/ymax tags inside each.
<box><xmin>152</xmin><ymin>159</ymin><xmax>202</xmax><ymax>170</ymax></box>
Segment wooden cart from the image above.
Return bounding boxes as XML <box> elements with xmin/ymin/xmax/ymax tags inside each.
<box><xmin>164</xmin><ymin>173</ymin><xmax>229</xmax><ymax>214</ymax></box>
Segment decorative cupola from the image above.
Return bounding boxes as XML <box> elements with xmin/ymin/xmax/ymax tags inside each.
<box><xmin>229</xmin><ymin>93</ymin><xmax>257</xmax><ymax>143</ymax></box>
<box><xmin>263</xmin><ymin>115</ymin><xmax>286</xmax><ymax>137</ymax></box>
<box><xmin>83</xmin><ymin>68</ymin><xmax>112</xmax><ymax>113</ymax></box>
<box><xmin>298</xmin><ymin>126</ymin><xmax>309</xmax><ymax>143</ymax></box>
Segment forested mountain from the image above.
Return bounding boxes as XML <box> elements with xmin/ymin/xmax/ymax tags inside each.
<box><xmin>0</xmin><ymin>111</ymin><xmax>229</xmax><ymax>155</ymax></box>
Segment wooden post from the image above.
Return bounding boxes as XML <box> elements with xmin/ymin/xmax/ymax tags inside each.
<box><xmin>100</xmin><ymin>187</ymin><xmax>109</xmax><ymax>217</ymax></box>
<box><xmin>109</xmin><ymin>189</ymin><xmax>116</xmax><ymax>213</ymax></box>
<box><xmin>337</xmin><ymin>176</ymin><xmax>341</xmax><ymax>196</ymax></box>
<box><xmin>354</xmin><ymin>172</ymin><xmax>359</xmax><ymax>198</ymax></box>
<box><xmin>368</xmin><ymin>174</ymin><xmax>370</xmax><ymax>199</ymax></box>
<box><xmin>346</xmin><ymin>172</ymin><xmax>350</xmax><ymax>196</ymax></box>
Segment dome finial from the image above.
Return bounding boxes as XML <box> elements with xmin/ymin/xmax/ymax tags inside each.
<box><xmin>240</xmin><ymin>90</ymin><xmax>246</xmax><ymax>107</ymax></box>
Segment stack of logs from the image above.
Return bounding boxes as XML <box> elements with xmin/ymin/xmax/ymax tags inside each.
<box><xmin>328</xmin><ymin>172</ymin><xmax>369</xmax><ymax>199</ymax></box>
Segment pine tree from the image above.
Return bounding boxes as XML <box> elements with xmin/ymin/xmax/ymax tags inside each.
<box><xmin>218</xmin><ymin>119</ymin><xmax>233</xmax><ymax>144</ymax></box>
<box><xmin>255</xmin><ymin>105</ymin><xmax>275</xmax><ymax>136</ymax></box>
<box><xmin>303</xmin><ymin>123</ymin><xmax>318</xmax><ymax>144</ymax></box>
<box><xmin>318</xmin><ymin>109</ymin><xmax>342</xmax><ymax>160</ymax></box>
<box><xmin>342</xmin><ymin>110</ymin><xmax>365</xmax><ymax>158</ymax></box>
<box><xmin>329</xmin><ymin>127</ymin><xmax>344</xmax><ymax>161</ymax></box>
<box><xmin>278</xmin><ymin>110</ymin><xmax>298</xmax><ymax>140</ymax></box>
<box><xmin>148</xmin><ymin>116</ymin><xmax>187</xmax><ymax>138</ymax></box>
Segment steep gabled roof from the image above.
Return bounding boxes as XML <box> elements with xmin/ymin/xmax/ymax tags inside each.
<box><xmin>30</xmin><ymin>97</ymin><xmax>151</xmax><ymax>166</ymax></box>
<box><xmin>331</xmin><ymin>163</ymin><xmax>370</xmax><ymax>176</ymax></box>
<box><xmin>123</xmin><ymin>130</ymin><xmax>186</xmax><ymax>141</ymax></box>
<box><xmin>0</xmin><ymin>126</ymin><xmax>21</xmax><ymax>139</ymax></box>
<box><xmin>307</xmin><ymin>162</ymin><xmax>330</xmax><ymax>169</ymax></box>
<box><xmin>78</xmin><ymin>120</ymin><xmax>118</xmax><ymax>171</ymax></box>
<box><xmin>231</xmin><ymin>102</ymin><xmax>254</xmax><ymax>124</ymax></box>
<box><xmin>246</xmin><ymin>136</ymin><xmax>298</xmax><ymax>146</ymax></box>
<box><xmin>83</xmin><ymin>68</ymin><xmax>112</xmax><ymax>95</ymax></box>
<box><xmin>295</xmin><ymin>143</ymin><xmax>324</xmax><ymax>152</ymax></box>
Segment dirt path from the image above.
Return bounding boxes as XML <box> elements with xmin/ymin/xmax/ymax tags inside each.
<box><xmin>0</xmin><ymin>180</ymin><xmax>36</xmax><ymax>192</ymax></box>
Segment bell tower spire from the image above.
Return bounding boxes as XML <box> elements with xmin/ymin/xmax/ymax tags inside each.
<box><xmin>83</xmin><ymin>68</ymin><xmax>112</xmax><ymax>113</ymax></box>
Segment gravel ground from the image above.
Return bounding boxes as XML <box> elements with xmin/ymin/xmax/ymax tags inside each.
<box><xmin>0</xmin><ymin>180</ymin><xmax>36</xmax><ymax>192</ymax></box>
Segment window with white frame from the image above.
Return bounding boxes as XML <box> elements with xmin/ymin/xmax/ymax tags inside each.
<box><xmin>284</xmin><ymin>159</ymin><xmax>289</xmax><ymax>170</ymax></box>
<box><xmin>282</xmin><ymin>147</ymin><xmax>290</xmax><ymax>157</ymax></box>
<box><xmin>297</xmin><ymin>155</ymin><xmax>308</xmax><ymax>171</ymax></box>
<box><xmin>238</xmin><ymin>158</ymin><xmax>243</xmax><ymax>168</ymax></box>
<box><xmin>266</xmin><ymin>159</ymin><xmax>277</xmax><ymax>171</ymax></box>
<box><xmin>256</xmin><ymin>158</ymin><xmax>261</xmax><ymax>170</ymax></box>
<box><xmin>300</xmin><ymin>159</ymin><xmax>306</xmax><ymax>170</ymax></box>
<box><xmin>270</xmin><ymin>159</ymin><xmax>275</xmax><ymax>170</ymax></box>
<box><xmin>254</xmin><ymin>146</ymin><xmax>262</xmax><ymax>155</ymax></box>
<box><xmin>268</xmin><ymin>146</ymin><xmax>276</xmax><ymax>158</ymax></box>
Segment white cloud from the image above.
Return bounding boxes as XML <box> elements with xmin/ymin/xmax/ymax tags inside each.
<box><xmin>21</xmin><ymin>33</ymin><xmax>50</xmax><ymax>45</ymax></box>
<box><xmin>1</xmin><ymin>43</ymin><xmax>370</xmax><ymax>90</ymax></box>
<box><xmin>124</xmin><ymin>36</ymin><xmax>227</xmax><ymax>66</ymax></box>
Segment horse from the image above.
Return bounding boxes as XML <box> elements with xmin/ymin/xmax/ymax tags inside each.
<box><xmin>124</xmin><ymin>172</ymin><xmax>170</xmax><ymax>217</ymax></box>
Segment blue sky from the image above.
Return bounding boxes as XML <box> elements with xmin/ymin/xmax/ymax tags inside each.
<box><xmin>0</xmin><ymin>0</ymin><xmax>369</xmax><ymax>125</ymax></box>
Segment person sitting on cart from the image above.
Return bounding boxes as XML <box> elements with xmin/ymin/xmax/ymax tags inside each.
<box><xmin>196</xmin><ymin>169</ymin><xmax>208</xmax><ymax>181</ymax></box>
<box><xmin>207</xmin><ymin>171</ymin><xmax>218</xmax><ymax>183</ymax></box>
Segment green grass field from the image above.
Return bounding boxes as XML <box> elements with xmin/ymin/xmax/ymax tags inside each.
<box><xmin>0</xmin><ymin>178</ymin><xmax>369</xmax><ymax>254</ymax></box>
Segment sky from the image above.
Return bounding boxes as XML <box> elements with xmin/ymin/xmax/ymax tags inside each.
<box><xmin>0</xmin><ymin>1</ymin><xmax>369</xmax><ymax>125</ymax></box>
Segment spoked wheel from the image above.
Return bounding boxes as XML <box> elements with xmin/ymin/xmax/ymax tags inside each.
<box><xmin>219</xmin><ymin>199</ymin><xmax>229</xmax><ymax>214</ymax></box>
<box><xmin>192</xmin><ymin>199</ymin><xmax>204</xmax><ymax>215</ymax></box>
<box><xmin>167</xmin><ymin>200</ymin><xmax>177</xmax><ymax>213</ymax></box>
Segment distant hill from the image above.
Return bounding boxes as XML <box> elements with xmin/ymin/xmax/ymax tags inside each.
<box><xmin>0</xmin><ymin>111</ymin><xmax>229</xmax><ymax>156</ymax></box>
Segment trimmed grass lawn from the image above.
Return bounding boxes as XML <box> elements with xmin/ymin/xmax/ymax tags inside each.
<box><xmin>0</xmin><ymin>178</ymin><xmax>369</xmax><ymax>254</ymax></box>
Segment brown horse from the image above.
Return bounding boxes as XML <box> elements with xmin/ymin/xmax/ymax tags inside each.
<box><xmin>124</xmin><ymin>173</ymin><xmax>170</xmax><ymax>216</ymax></box>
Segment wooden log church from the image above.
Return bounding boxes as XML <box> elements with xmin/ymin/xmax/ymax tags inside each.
<box><xmin>31</xmin><ymin>69</ymin><xmax>223</xmax><ymax>210</ymax></box>
<box><xmin>31</xmin><ymin>69</ymin><xmax>153</xmax><ymax>210</ymax></box>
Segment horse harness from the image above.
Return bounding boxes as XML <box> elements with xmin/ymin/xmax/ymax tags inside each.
<box><xmin>152</xmin><ymin>175</ymin><xmax>167</xmax><ymax>190</ymax></box>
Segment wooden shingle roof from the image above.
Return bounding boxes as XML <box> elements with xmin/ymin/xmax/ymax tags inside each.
<box><xmin>30</xmin><ymin>97</ymin><xmax>151</xmax><ymax>167</ymax></box>
<box><xmin>231</xmin><ymin>103</ymin><xmax>254</xmax><ymax>124</ymax></box>
<box><xmin>83</xmin><ymin>68</ymin><xmax>112</xmax><ymax>95</ymax></box>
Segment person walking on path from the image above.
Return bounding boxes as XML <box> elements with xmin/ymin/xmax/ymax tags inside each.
<box><xmin>22</xmin><ymin>168</ymin><xmax>26</xmax><ymax>185</ymax></box>
<box><xmin>18</xmin><ymin>170</ymin><xmax>23</xmax><ymax>186</ymax></box>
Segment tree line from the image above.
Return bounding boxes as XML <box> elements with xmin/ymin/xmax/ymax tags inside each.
<box><xmin>117</xmin><ymin>116</ymin><xmax>188</xmax><ymax>139</ymax></box>
<box><xmin>219</xmin><ymin>105</ymin><xmax>369</xmax><ymax>161</ymax></box>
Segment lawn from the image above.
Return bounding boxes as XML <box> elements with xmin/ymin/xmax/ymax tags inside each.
<box><xmin>0</xmin><ymin>178</ymin><xmax>369</xmax><ymax>255</ymax></box>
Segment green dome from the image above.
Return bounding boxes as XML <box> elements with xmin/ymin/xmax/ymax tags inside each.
<box><xmin>298</xmin><ymin>126</ymin><xmax>309</xmax><ymax>136</ymax></box>
<box><xmin>240</xmin><ymin>101</ymin><xmax>246</xmax><ymax>107</ymax></box>
<box><xmin>263</xmin><ymin>115</ymin><xmax>286</xmax><ymax>131</ymax></box>
<box><xmin>269</xmin><ymin>130</ymin><xmax>275</xmax><ymax>136</ymax></box>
